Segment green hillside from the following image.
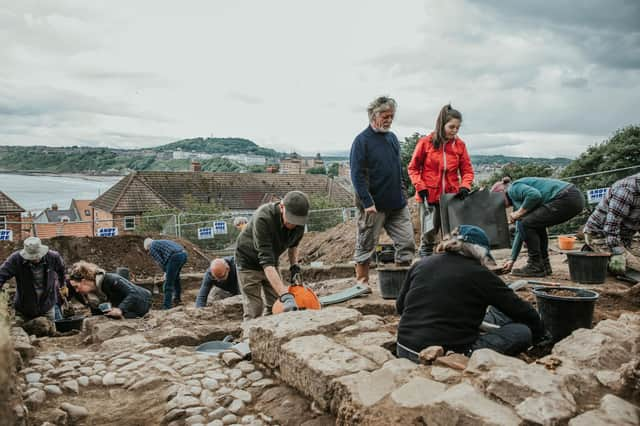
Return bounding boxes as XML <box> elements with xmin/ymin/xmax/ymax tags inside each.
<box><xmin>156</xmin><ymin>137</ymin><xmax>280</xmax><ymax>157</ymax></box>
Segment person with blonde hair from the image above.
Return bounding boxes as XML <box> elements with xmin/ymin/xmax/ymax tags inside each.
<box><xmin>68</xmin><ymin>261</ymin><xmax>152</xmax><ymax>319</ymax></box>
<box><xmin>233</xmin><ymin>217</ymin><xmax>249</xmax><ymax>232</ymax></box>
<box><xmin>396</xmin><ymin>225</ymin><xmax>544</xmax><ymax>362</ymax></box>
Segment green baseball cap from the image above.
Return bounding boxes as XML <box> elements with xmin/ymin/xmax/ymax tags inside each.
<box><xmin>282</xmin><ymin>191</ymin><xmax>310</xmax><ymax>226</ymax></box>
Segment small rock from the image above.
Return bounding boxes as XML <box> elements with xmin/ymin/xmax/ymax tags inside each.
<box><xmin>221</xmin><ymin>352</ymin><xmax>243</xmax><ymax>367</ymax></box>
<box><xmin>190</xmin><ymin>386</ymin><xmax>202</xmax><ymax>396</ymax></box>
<box><xmin>434</xmin><ymin>353</ymin><xmax>469</xmax><ymax>370</ymax></box>
<box><xmin>129</xmin><ymin>375</ymin><xmax>166</xmax><ymax>391</ymax></box>
<box><xmin>208</xmin><ymin>421</ymin><xmax>224</xmax><ymax>426</ymax></box>
<box><xmin>222</xmin><ymin>414</ymin><xmax>238</xmax><ymax>425</ymax></box>
<box><xmin>115</xmin><ymin>377</ymin><xmax>126</xmax><ymax>385</ymax></box>
<box><xmin>419</xmin><ymin>346</ymin><xmax>444</xmax><ymax>364</ymax></box>
<box><xmin>206</xmin><ymin>371</ymin><xmax>228</xmax><ymax>381</ymax></box>
<box><xmin>235</xmin><ymin>378</ymin><xmax>248</xmax><ymax>388</ymax></box>
<box><xmin>44</xmin><ymin>385</ymin><xmax>63</xmax><ymax>395</ymax></box>
<box><xmin>229</xmin><ymin>369</ymin><xmax>243</xmax><ymax>380</ymax></box>
<box><xmin>209</xmin><ymin>407</ymin><xmax>227</xmax><ymax>419</ymax></box>
<box><xmin>231</xmin><ymin>390</ymin><xmax>252</xmax><ymax>404</ymax></box>
<box><xmin>78</xmin><ymin>366</ymin><xmax>93</xmax><ymax>375</ymax></box>
<box><xmin>77</xmin><ymin>376</ymin><xmax>90</xmax><ymax>387</ymax></box>
<box><xmin>89</xmin><ymin>375</ymin><xmax>102</xmax><ymax>385</ymax></box>
<box><xmin>25</xmin><ymin>372</ymin><xmax>42</xmax><ymax>383</ymax></box>
<box><xmin>241</xmin><ymin>415</ymin><xmax>256</xmax><ymax>424</ymax></box>
<box><xmin>246</xmin><ymin>371</ymin><xmax>263</xmax><ymax>382</ymax></box>
<box><xmin>102</xmin><ymin>372</ymin><xmax>117</xmax><ymax>386</ymax></box>
<box><xmin>185</xmin><ymin>414</ymin><xmax>207</xmax><ymax>425</ymax></box>
<box><xmin>251</xmin><ymin>379</ymin><xmax>274</xmax><ymax>388</ymax></box>
<box><xmin>237</xmin><ymin>362</ymin><xmax>255</xmax><ymax>374</ymax></box>
<box><xmin>111</xmin><ymin>358</ymin><xmax>131</xmax><ymax>367</ymax></box>
<box><xmin>164</xmin><ymin>408</ymin><xmax>186</xmax><ymax>423</ymax></box>
<box><xmin>60</xmin><ymin>402</ymin><xmax>89</xmax><ymax>421</ymax></box>
<box><xmin>62</xmin><ymin>380</ymin><xmax>79</xmax><ymax>394</ymax></box>
<box><xmin>228</xmin><ymin>399</ymin><xmax>245</xmax><ymax>414</ymax></box>
<box><xmin>26</xmin><ymin>389</ymin><xmax>46</xmax><ymax>408</ymax></box>
<box><xmin>185</xmin><ymin>407</ymin><xmax>205</xmax><ymax>417</ymax></box>
<box><xmin>430</xmin><ymin>366</ymin><xmax>461</xmax><ymax>383</ymax></box>
<box><xmin>202</xmin><ymin>378</ymin><xmax>219</xmax><ymax>390</ymax></box>
<box><xmin>217</xmin><ymin>386</ymin><xmax>233</xmax><ymax>395</ymax></box>
<box><xmin>51</xmin><ymin>408</ymin><xmax>68</xmax><ymax>425</ymax></box>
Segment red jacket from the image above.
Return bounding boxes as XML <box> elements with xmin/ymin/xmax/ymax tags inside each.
<box><xmin>408</xmin><ymin>133</ymin><xmax>474</xmax><ymax>204</ymax></box>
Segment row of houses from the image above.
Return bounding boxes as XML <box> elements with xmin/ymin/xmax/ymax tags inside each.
<box><xmin>0</xmin><ymin>171</ymin><xmax>354</xmax><ymax>241</ymax></box>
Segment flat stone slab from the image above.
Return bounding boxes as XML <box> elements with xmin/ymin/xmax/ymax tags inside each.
<box><xmin>422</xmin><ymin>383</ymin><xmax>521</xmax><ymax>426</ymax></box>
<box><xmin>243</xmin><ymin>307</ymin><xmax>361</xmax><ymax>368</ymax></box>
<box><xmin>279</xmin><ymin>334</ymin><xmax>378</xmax><ymax>410</ymax></box>
<box><xmin>569</xmin><ymin>394</ymin><xmax>640</xmax><ymax>426</ymax></box>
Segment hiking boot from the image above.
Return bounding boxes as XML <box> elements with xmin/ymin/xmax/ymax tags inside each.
<box><xmin>512</xmin><ymin>263</ymin><xmax>546</xmax><ymax>278</ymax></box>
<box><xmin>355</xmin><ymin>263</ymin><xmax>372</xmax><ymax>294</ymax></box>
<box><xmin>543</xmin><ymin>258</ymin><xmax>553</xmax><ymax>276</ymax></box>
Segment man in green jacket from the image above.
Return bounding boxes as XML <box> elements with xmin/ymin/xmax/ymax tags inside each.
<box><xmin>501</xmin><ymin>177</ymin><xmax>584</xmax><ymax>277</ymax></box>
<box><xmin>235</xmin><ymin>191</ymin><xmax>310</xmax><ymax>320</ymax></box>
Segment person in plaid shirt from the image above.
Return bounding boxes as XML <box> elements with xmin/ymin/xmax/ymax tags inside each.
<box><xmin>584</xmin><ymin>173</ymin><xmax>640</xmax><ymax>274</ymax></box>
<box><xmin>144</xmin><ymin>238</ymin><xmax>188</xmax><ymax>309</ymax></box>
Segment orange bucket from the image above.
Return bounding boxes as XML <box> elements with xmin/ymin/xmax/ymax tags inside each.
<box><xmin>558</xmin><ymin>236</ymin><xmax>576</xmax><ymax>250</ymax></box>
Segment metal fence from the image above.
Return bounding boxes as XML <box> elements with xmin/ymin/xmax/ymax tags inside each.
<box><xmin>1</xmin><ymin>207</ymin><xmax>360</xmax><ymax>252</ymax></box>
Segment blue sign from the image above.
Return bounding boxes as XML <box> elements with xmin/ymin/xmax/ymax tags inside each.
<box><xmin>97</xmin><ymin>227</ymin><xmax>118</xmax><ymax>237</ymax></box>
<box><xmin>213</xmin><ymin>221</ymin><xmax>227</xmax><ymax>235</ymax></box>
<box><xmin>198</xmin><ymin>227</ymin><xmax>214</xmax><ymax>240</ymax></box>
<box><xmin>586</xmin><ymin>188</ymin><xmax>609</xmax><ymax>204</ymax></box>
<box><xmin>0</xmin><ymin>230</ymin><xmax>12</xmax><ymax>241</ymax></box>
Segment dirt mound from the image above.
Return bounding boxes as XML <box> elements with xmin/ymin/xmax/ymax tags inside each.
<box><xmin>0</xmin><ymin>235</ymin><xmax>210</xmax><ymax>278</ymax></box>
<box><xmin>295</xmin><ymin>200</ymin><xmax>421</xmax><ymax>265</ymax></box>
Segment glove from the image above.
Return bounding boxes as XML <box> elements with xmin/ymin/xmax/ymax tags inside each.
<box><xmin>279</xmin><ymin>293</ymin><xmax>298</xmax><ymax>312</ymax></box>
<box><xmin>418</xmin><ymin>190</ymin><xmax>429</xmax><ymax>202</ymax></box>
<box><xmin>289</xmin><ymin>264</ymin><xmax>301</xmax><ymax>284</ymax></box>
<box><xmin>609</xmin><ymin>254</ymin><xmax>626</xmax><ymax>274</ymax></box>
<box><xmin>455</xmin><ymin>188</ymin><xmax>470</xmax><ymax>200</ymax></box>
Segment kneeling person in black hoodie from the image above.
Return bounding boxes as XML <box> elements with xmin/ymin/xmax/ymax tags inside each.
<box><xmin>69</xmin><ymin>261</ymin><xmax>152</xmax><ymax>319</ymax></box>
<box><xmin>396</xmin><ymin>225</ymin><xmax>544</xmax><ymax>362</ymax></box>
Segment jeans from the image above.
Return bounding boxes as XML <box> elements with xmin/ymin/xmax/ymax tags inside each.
<box><xmin>163</xmin><ymin>251</ymin><xmax>187</xmax><ymax>309</ymax></box>
<box><xmin>519</xmin><ymin>185</ymin><xmax>584</xmax><ymax>265</ymax></box>
<box><xmin>396</xmin><ymin>307</ymin><xmax>533</xmax><ymax>362</ymax></box>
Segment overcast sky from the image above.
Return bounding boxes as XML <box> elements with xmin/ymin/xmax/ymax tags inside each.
<box><xmin>1</xmin><ymin>1</ymin><xmax>638</xmax><ymax>158</ymax></box>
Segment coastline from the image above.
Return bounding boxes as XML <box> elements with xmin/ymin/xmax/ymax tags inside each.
<box><xmin>0</xmin><ymin>171</ymin><xmax>124</xmax><ymax>179</ymax></box>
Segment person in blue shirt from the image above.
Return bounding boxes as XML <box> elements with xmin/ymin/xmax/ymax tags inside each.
<box><xmin>144</xmin><ymin>238</ymin><xmax>188</xmax><ymax>309</ymax></box>
<box><xmin>349</xmin><ymin>95</ymin><xmax>415</xmax><ymax>291</ymax></box>
<box><xmin>500</xmin><ymin>178</ymin><xmax>584</xmax><ymax>277</ymax></box>
<box><xmin>195</xmin><ymin>257</ymin><xmax>239</xmax><ymax>308</ymax></box>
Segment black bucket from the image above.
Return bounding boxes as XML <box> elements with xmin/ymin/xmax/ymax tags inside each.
<box><xmin>532</xmin><ymin>286</ymin><xmax>599</xmax><ymax>343</ymax></box>
<box><xmin>55</xmin><ymin>315</ymin><xmax>85</xmax><ymax>333</ymax></box>
<box><xmin>566</xmin><ymin>252</ymin><xmax>610</xmax><ymax>284</ymax></box>
<box><xmin>375</xmin><ymin>244</ymin><xmax>395</xmax><ymax>264</ymax></box>
<box><xmin>377</xmin><ymin>266</ymin><xmax>409</xmax><ymax>299</ymax></box>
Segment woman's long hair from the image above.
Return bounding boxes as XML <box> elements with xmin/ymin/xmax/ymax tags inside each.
<box><xmin>432</xmin><ymin>104</ymin><xmax>462</xmax><ymax>149</ymax></box>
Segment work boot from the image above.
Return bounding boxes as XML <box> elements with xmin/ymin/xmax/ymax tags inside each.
<box><xmin>355</xmin><ymin>262</ymin><xmax>372</xmax><ymax>294</ymax></box>
<box><xmin>418</xmin><ymin>242</ymin><xmax>434</xmax><ymax>258</ymax></box>
<box><xmin>512</xmin><ymin>262</ymin><xmax>546</xmax><ymax>278</ymax></box>
<box><xmin>543</xmin><ymin>258</ymin><xmax>553</xmax><ymax>276</ymax></box>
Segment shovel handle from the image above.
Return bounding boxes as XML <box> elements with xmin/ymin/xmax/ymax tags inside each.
<box><xmin>527</xmin><ymin>280</ymin><xmax>562</xmax><ymax>287</ymax></box>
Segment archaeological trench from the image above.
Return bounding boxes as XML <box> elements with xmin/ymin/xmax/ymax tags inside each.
<box><xmin>1</xmin><ymin>234</ymin><xmax>639</xmax><ymax>426</ymax></box>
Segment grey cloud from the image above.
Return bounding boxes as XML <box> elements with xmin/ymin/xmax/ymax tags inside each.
<box><xmin>226</xmin><ymin>91</ymin><xmax>263</xmax><ymax>105</ymax></box>
<box><xmin>562</xmin><ymin>77</ymin><xmax>588</xmax><ymax>89</ymax></box>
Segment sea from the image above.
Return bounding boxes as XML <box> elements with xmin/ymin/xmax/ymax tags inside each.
<box><xmin>0</xmin><ymin>173</ymin><xmax>122</xmax><ymax>214</ymax></box>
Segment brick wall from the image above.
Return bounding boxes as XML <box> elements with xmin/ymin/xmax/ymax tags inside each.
<box><xmin>0</xmin><ymin>213</ymin><xmax>21</xmax><ymax>241</ymax></box>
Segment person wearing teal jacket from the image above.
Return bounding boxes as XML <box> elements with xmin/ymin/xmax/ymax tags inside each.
<box><xmin>501</xmin><ymin>177</ymin><xmax>584</xmax><ymax>277</ymax></box>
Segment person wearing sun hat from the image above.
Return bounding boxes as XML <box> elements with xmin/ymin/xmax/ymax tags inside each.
<box><xmin>396</xmin><ymin>225</ymin><xmax>544</xmax><ymax>362</ymax></box>
<box><xmin>0</xmin><ymin>237</ymin><xmax>66</xmax><ymax>326</ymax></box>
<box><xmin>235</xmin><ymin>190</ymin><xmax>310</xmax><ymax>319</ymax></box>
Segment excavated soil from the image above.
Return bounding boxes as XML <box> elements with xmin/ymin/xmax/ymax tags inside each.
<box><xmin>0</xmin><ymin>234</ymin><xmax>210</xmax><ymax>278</ymax></box>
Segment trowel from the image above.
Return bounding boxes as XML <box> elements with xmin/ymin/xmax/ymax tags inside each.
<box><xmin>422</xmin><ymin>201</ymin><xmax>436</xmax><ymax>234</ymax></box>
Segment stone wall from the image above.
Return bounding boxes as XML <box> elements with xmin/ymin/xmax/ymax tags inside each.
<box><xmin>243</xmin><ymin>307</ymin><xmax>640</xmax><ymax>425</ymax></box>
<box><xmin>0</xmin><ymin>292</ymin><xmax>25</xmax><ymax>425</ymax></box>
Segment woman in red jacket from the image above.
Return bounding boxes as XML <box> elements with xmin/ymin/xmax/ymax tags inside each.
<box><xmin>408</xmin><ymin>104</ymin><xmax>474</xmax><ymax>256</ymax></box>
